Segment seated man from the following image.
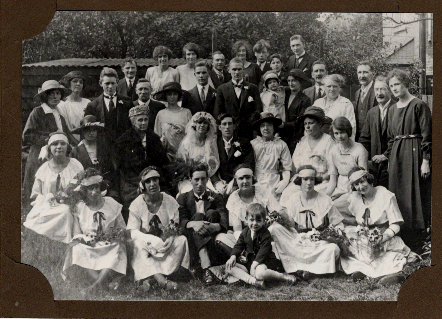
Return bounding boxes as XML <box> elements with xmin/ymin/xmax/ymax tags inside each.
<box><xmin>178</xmin><ymin>164</ymin><xmax>228</xmax><ymax>284</ymax></box>
<box><xmin>211</xmin><ymin>113</ymin><xmax>254</xmax><ymax>197</ymax></box>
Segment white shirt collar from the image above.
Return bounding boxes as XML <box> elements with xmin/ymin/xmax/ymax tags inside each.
<box><xmin>41</xmin><ymin>103</ymin><xmax>57</xmax><ymax>114</ymax></box>
<box><xmin>197</xmin><ymin>84</ymin><xmax>208</xmax><ymax>92</ymax></box>
<box><xmin>126</xmin><ymin>77</ymin><xmax>135</xmax><ymax>86</ymax></box>
<box><xmin>378</xmin><ymin>99</ymin><xmax>391</xmax><ymax>111</ymax></box>
<box><xmin>223</xmin><ymin>137</ymin><xmax>233</xmax><ymax>145</ymax></box>
<box><xmin>194</xmin><ymin>190</ymin><xmax>206</xmax><ymax>199</ymax></box>
<box><xmin>295</xmin><ymin>50</ymin><xmax>306</xmax><ymax>59</ymax></box>
<box><xmin>361</xmin><ymin>80</ymin><xmax>373</xmax><ymax>93</ymax></box>
<box><xmin>137</xmin><ymin>99</ymin><xmax>150</xmax><ymax>107</ymax></box>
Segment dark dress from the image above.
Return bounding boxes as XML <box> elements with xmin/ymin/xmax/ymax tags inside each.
<box><xmin>115</xmin><ymin>127</ymin><xmax>169</xmax><ymax>221</ymax></box>
<box><xmin>231</xmin><ymin>226</ymin><xmax>282</xmax><ymax>272</ymax></box>
<box><xmin>22</xmin><ymin>105</ymin><xmax>76</xmax><ymax>204</ymax></box>
<box><xmin>386</xmin><ymin>98</ymin><xmax>431</xmax><ymax>244</ymax></box>
<box><xmin>243</xmin><ymin>63</ymin><xmax>262</xmax><ymax>86</ymax></box>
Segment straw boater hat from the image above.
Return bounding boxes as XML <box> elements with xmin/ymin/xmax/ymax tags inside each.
<box><xmin>70</xmin><ymin>115</ymin><xmax>105</xmax><ymax>135</ymax></box>
<box><xmin>59</xmin><ymin>70</ymin><xmax>90</xmax><ymax>88</ymax></box>
<box><xmin>299</xmin><ymin>106</ymin><xmax>326</xmax><ymax>124</ymax></box>
<box><xmin>153</xmin><ymin>82</ymin><xmax>184</xmax><ymax>102</ymax></box>
<box><xmin>34</xmin><ymin>80</ymin><xmax>71</xmax><ymax>102</ymax></box>
<box><xmin>252</xmin><ymin>112</ymin><xmax>282</xmax><ymax>130</ymax></box>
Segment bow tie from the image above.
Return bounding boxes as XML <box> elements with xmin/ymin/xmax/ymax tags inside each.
<box><xmin>194</xmin><ymin>195</ymin><xmax>205</xmax><ymax>202</ymax></box>
<box><xmin>234</xmin><ymin>84</ymin><xmax>243</xmax><ymax>89</ymax></box>
<box><xmin>103</xmin><ymin>95</ymin><xmax>116</xmax><ymax>99</ymax></box>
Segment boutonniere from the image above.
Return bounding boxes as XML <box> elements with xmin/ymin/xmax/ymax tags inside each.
<box><xmin>233</xmin><ymin>141</ymin><xmax>241</xmax><ymax>148</ymax></box>
<box><xmin>234</xmin><ymin>150</ymin><xmax>242</xmax><ymax>157</ymax></box>
<box><xmin>206</xmin><ymin>193</ymin><xmax>216</xmax><ymax>203</ymax></box>
<box><xmin>92</xmin><ymin>158</ymin><xmax>99</xmax><ymax>165</ymax></box>
<box><xmin>212</xmin><ymin>92</ymin><xmax>217</xmax><ymax>97</ymax></box>
<box><xmin>248</xmin><ymin>96</ymin><xmax>254</xmax><ymax>102</ymax></box>
<box><xmin>118</xmin><ymin>100</ymin><xmax>124</xmax><ymax>105</ymax></box>
<box><xmin>243</xmin><ymin>86</ymin><xmax>249</xmax><ymax>90</ymax></box>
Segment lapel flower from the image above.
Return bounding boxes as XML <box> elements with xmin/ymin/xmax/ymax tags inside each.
<box><xmin>233</xmin><ymin>141</ymin><xmax>241</xmax><ymax>148</ymax></box>
<box><xmin>243</xmin><ymin>86</ymin><xmax>249</xmax><ymax>90</ymax></box>
<box><xmin>206</xmin><ymin>190</ymin><xmax>216</xmax><ymax>202</ymax></box>
<box><xmin>234</xmin><ymin>150</ymin><xmax>242</xmax><ymax>157</ymax></box>
<box><xmin>118</xmin><ymin>100</ymin><xmax>124</xmax><ymax>105</ymax></box>
<box><xmin>248</xmin><ymin>96</ymin><xmax>254</xmax><ymax>102</ymax></box>
<box><xmin>92</xmin><ymin>158</ymin><xmax>99</xmax><ymax>165</ymax></box>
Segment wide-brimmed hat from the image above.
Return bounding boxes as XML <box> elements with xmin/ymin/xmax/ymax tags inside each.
<box><xmin>59</xmin><ymin>70</ymin><xmax>90</xmax><ymax>88</ymax></box>
<box><xmin>288</xmin><ymin>68</ymin><xmax>310</xmax><ymax>83</ymax></box>
<box><xmin>262</xmin><ymin>71</ymin><xmax>280</xmax><ymax>88</ymax></box>
<box><xmin>252</xmin><ymin>112</ymin><xmax>282</xmax><ymax>130</ymax></box>
<box><xmin>153</xmin><ymin>82</ymin><xmax>184</xmax><ymax>102</ymax></box>
<box><xmin>34</xmin><ymin>80</ymin><xmax>71</xmax><ymax>102</ymax></box>
<box><xmin>71</xmin><ymin>115</ymin><xmax>104</xmax><ymax>135</ymax></box>
<box><xmin>299</xmin><ymin>106</ymin><xmax>326</xmax><ymax>124</ymax></box>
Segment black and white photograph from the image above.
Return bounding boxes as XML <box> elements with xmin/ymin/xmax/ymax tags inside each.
<box><xmin>19</xmin><ymin>11</ymin><xmax>433</xmax><ymax>301</ymax></box>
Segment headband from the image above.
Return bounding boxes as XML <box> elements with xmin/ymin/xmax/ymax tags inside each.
<box><xmin>81</xmin><ymin>175</ymin><xmax>103</xmax><ymax>186</ymax></box>
<box><xmin>140</xmin><ymin>169</ymin><xmax>160</xmax><ymax>182</ymax></box>
<box><xmin>235</xmin><ymin>168</ymin><xmax>254</xmax><ymax>178</ymax></box>
<box><xmin>297</xmin><ymin>168</ymin><xmax>317</xmax><ymax>178</ymax></box>
<box><xmin>349</xmin><ymin>170</ymin><xmax>368</xmax><ymax>184</ymax></box>
<box><xmin>47</xmin><ymin>133</ymin><xmax>68</xmax><ymax>146</ymax></box>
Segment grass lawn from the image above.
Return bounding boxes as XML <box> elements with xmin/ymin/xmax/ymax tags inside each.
<box><xmin>21</xmin><ymin>224</ymin><xmax>430</xmax><ymax>301</ymax></box>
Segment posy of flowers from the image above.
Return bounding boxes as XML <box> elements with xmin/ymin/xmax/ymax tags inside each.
<box><xmin>48</xmin><ymin>171</ymin><xmax>85</xmax><ymax>212</ymax></box>
<box><xmin>159</xmin><ymin>219</ymin><xmax>182</xmax><ymax>241</ymax></box>
<box><xmin>72</xmin><ymin>226</ymin><xmax>127</xmax><ymax>247</ymax></box>
<box><xmin>303</xmin><ymin>226</ymin><xmax>353</xmax><ymax>258</ymax></box>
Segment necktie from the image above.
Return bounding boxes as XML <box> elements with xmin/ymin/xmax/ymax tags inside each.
<box><xmin>93</xmin><ymin>211</ymin><xmax>106</xmax><ymax>235</ymax></box>
<box><xmin>108</xmin><ymin>97</ymin><xmax>115</xmax><ymax>112</ymax></box>
<box><xmin>55</xmin><ymin>174</ymin><xmax>61</xmax><ymax>192</ymax></box>
<box><xmin>318</xmin><ymin>88</ymin><xmax>324</xmax><ymax>99</ymax></box>
<box><xmin>200</xmin><ymin>87</ymin><xmax>206</xmax><ymax>107</ymax></box>
<box><xmin>194</xmin><ymin>195</ymin><xmax>203</xmax><ymax>202</ymax></box>
<box><xmin>218</xmin><ymin>72</ymin><xmax>224</xmax><ymax>83</ymax></box>
<box><xmin>360</xmin><ymin>90</ymin><xmax>366</xmax><ymax>102</ymax></box>
<box><xmin>225</xmin><ymin>140</ymin><xmax>231</xmax><ymax>154</ymax></box>
<box><xmin>363</xmin><ymin>208</ymin><xmax>371</xmax><ymax>227</ymax></box>
<box><xmin>128</xmin><ymin>80</ymin><xmax>133</xmax><ymax>92</ymax></box>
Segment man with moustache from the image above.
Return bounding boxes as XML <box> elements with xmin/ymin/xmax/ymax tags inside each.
<box><xmin>117</xmin><ymin>57</ymin><xmax>139</xmax><ymax>101</ymax></box>
<box><xmin>211</xmin><ymin>113</ymin><xmax>255</xmax><ymax>197</ymax></box>
<box><xmin>182</xmin><ymin>61</ymin><xmax>217</xmax><ymax>115</ymax></box>
<box><xmin>354</xmin><ymin>61</ymin><xmax>378</xmax><ymax>141</ymax></box>
<box><xmin>132</xmin><ymin>79</ymin><xmax>165</xmax><ymax>131</ymax></box>
<box><xmin>358</xmin><ymin>76</ymin><xmax>392</xmax><ymax>188</ymax></box>
<box><xmin>213</xmin><ymin>57</ymin><xmax>262</xmax><ymax>139</ymax></box>
<box><xmin>286</xmin><ymin>35</ymin><xmax>317</xmax><ymax>81</ymax></box>
<box><xmin>208</xmin><ymin>51</ymin><xmax>231</xmax><ymax>89</ymax></box>
<box><xmin>84</xmin><ymin>67</ymin><xmax>133</xmax><ymax>144</ymax></box>
<box><xmin>303</xmin><ymin>60</ymin><xmax>328</xmax><ymax>103</ymax></box>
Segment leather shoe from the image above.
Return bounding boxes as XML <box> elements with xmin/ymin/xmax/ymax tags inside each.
<box><xmin>282</xmin><ymin>274</ymin><xmax>297</xmax><ymax>285</ymax></box>
<box><xmin>351</xmin><ymin>271</ymin><xmax>366</xmax><ymax>282</ymax></box>
<box><xmin>295</xmin><ymin>270</ymin><xmax>310</xmax><ymax>281</ymax></box>
<box><xmin>203</xmin><ymin>268</ymin><xmax>215</xmax><ymax>285</ymax></box>
<box><xmin>188</xmin><ymin>266</ymin><xmax>201</xmax><ymax>280</ymax></box>
<box><xmin>378</xmin><ymin>272</ymin><xmax>406</xmax><ymax>286</ymax></box>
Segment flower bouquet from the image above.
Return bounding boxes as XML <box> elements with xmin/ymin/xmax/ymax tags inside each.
<box><xmin>352</xmin><ymin>226</ymin><xmax>385</xmax><ymax>261</ymax></box>
<box><xmin>318</xmin><ymin>225</ymin><xmax>353</xmax><ymax>258</ymax></box>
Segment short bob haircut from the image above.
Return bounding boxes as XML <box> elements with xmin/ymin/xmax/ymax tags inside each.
<box><xmin>47</xmin><ymin>132</ymin><xmax>72</xmax><ymax>158</ymax></box>
<box><xmin>253</xmin><ymin>39</ymin><xmax>270</xmax><ymax>53</ymax></box>
<box><xmin>245</xmin><ymin>202</ymin><xmax>267</xmax><ymax>220</ymax></box>
<box><xmin>190</xmin><ymin>163</ymin><xmax>209</xmax><ymax>179</ymax></box>
<box><xmin>232</xmin><ymin>40</ymin><xmax>253</xmax><ymax>61</ymax></box>
<box><xmin>268</xmin><ymin>53</ymin><xmax>283</xmax><ymax>63</ymax></box>
<box><xmin>121</xmin><ymin>57</ymin><xmax>137</xmax><ymax>68</ymax></box>
<box><xmin>153</xmin><ymin>45</ymin><xmax>173</xmax><ymax>60</ymax></box>
<box><xmin>322</xmin><ymin>74</ymin><xmax>345</xmax><ymax>88</ymax></box>
<box><xmin>331</xmin><ymin>116</ymin><xmax>353</xmax><ymax>138</ymax></box>
<box><xmin>386</xmin><ymin>68</ymin><xmax>411</xmax><ymax>88</ymax></box>
<box><xmin>293</xmin><ymin>164</ymin><xmax>322</xmax><ymax>186</ymax></box>
<box><xmin>290</xmin><ymin>34</ymin><xmax>305</xmax><ymax>44</ymax></box>
<box><xmin>99</xmin><ymin>67</ymin><xmax>119</xmax><ymax>85</ymax></box>
<box><xmin>348</xmin><ymin>166</ymin><xmax>375</xmax><ymax>191</ymax></box>
<box><xmin>182</xmin><ymin>42</ymin><xmax>201</xmax><ymax>59</ymax></box>
<box><xmin>233</xmin><ymin>163</ymin><xmax>258</xmax><ymax>184</ymax></box>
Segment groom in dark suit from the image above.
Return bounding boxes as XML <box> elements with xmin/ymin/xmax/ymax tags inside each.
<box><xmin>117</xmin><ymin>57</ymin><xmax>139</xmax><ymax>101</ymax></box>
<box><xmin>178</xmin><ymin>164</ymin><xmax>228</xmax><ymax>284</ymax></box>
<box><xmin>211</xmin><ymin>113</ymin><xmax>254</xmax><ymax>196</ymax></box>
<box><xmin>182</xmin><ymin>61</ymin><xmax>217</xmax><ymax>115</ymax></box>
<box><xmin>84</xmin><ymin>67</ymin><xmax>133</xmax><ymax>144</ymax></box>
<box><xmin>213</xmin><ymin>57</ymin><xmax>262</xmax><ymax>140</ymax></box>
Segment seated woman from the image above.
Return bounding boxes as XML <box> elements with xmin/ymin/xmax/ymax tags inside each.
<box><xmin>270</xmin><ymin>165</ymin><xmax>344</xmax><ymax>279</ymax></box>
<box><xmin>62</xmin><ymin>168</ymin><xmax>127</xmax><ymax>296</ymax></box>
<box><xmin>69</xmin><ymin>115</ymin><xmax>118</xmax><ymax>198</ymax></box>
<box><xmin>154</xmin><ymin>82</ymin><xmax>192</xmax><ymax>160</ymax></box>
<box><xmin>24</xmin><ymin>132</ymin><xmax>84</xmax><ymax>243</ymax></box>
<box><xmin>280</xmin><ymin>106</ymin><xmax>335</xmax><ymax>205</ymax></box>
<box><xmin>250</xmin><ymin>112</ymin><xmax>292</xmax><ymax>198</ymax></box>
<box><xmin>326</xmin><ymin>117</ymin><xmax>368</xmax><ymax>221</ymax></box>
<box><xmin>176</xmin><ymin>111</ymin><xmax>220</xmax><ymax>193</ymax></box>
<box><xmin>341</xmin><ymin>167</ymin><xmax>419</xmax><ymax>285</ymax></box>
<box><xmin>127</xmin><ymin>167</ymin><xmax>190</xmax><ymax>291</ymax></box>
<box><xmin>215</xmin><ymin>164</ymin><xmax>282</xmax><ymax>251</ymax></box>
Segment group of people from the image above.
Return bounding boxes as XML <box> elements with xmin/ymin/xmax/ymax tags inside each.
<box><xmin>22</xmin><ymin>35</ymin><xmax>431</xmax><ymax>296</ymax></box>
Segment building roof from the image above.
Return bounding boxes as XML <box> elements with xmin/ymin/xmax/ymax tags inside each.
<box><xmin>22</xmin><ymin>58</ymin><xmax>187</xmax><ymax>68</ymax></box>
<box><xmin>385</xmin><ymin>38</ymin><xmax>414</xmax><ymax>64</ymax></box>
